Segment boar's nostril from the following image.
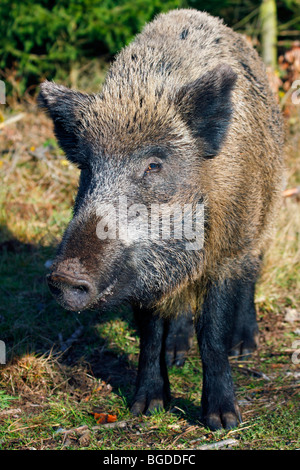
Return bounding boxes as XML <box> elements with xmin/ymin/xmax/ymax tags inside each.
<box><xmin>72</xmin><ymin>284</ymin><xmax>89</xmax><ymax>293</ymax></box>
<box><xmin>46</xmin><ymin>272</ymin><xmax>96</xmax><ymax>311</ymax></box>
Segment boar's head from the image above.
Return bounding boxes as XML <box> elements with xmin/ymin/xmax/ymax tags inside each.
<box><xmin>38</xmin><ymin>64</ymin><xmax>236</xmax><ymax>312</ymax></box>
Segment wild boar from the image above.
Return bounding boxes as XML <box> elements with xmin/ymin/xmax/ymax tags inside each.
<box><xmin>38</xmin><ymin>9</ymin><xmax>284</xmax><ymax>430</ymax></box>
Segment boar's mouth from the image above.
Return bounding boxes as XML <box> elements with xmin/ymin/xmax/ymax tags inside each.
<box><xmin>46</xmin><ymin>270</ymin><xmax>118</xmax><ymax>312</ymax></box>
<box><xmin>96</xmin><ymin>278</ymin><xmax>118</xmax><ymax>303</ymax></box>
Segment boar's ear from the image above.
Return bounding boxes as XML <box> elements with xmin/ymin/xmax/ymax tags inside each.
<box><xmin>38</xmin><ymin>81</ymin><xmax>92</xmax><ymax>165</ymax></box>
<box><xmin>175</xmin><ymin>64</ymin><xmax>237</xmax><ymax>157</ymax></box>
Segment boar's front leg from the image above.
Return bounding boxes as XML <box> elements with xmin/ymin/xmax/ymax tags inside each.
<box><xmin>131</xmin><ymin>306</ymin><xmax>170</xmax><ymax>416</ymax></box>
<box><xmin>196</xmin><ymin>279</ymin><xmax>242</xmax><ymax>431</ymax></box>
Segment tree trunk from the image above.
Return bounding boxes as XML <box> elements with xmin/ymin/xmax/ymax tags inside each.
<box><xmin>259</xmin><ymin>0</ymin><xmax>277</xmax><ymax>68</ymax></box>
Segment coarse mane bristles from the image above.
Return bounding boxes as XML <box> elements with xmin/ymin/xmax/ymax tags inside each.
<box><xmin>39</xmin><ymin>9</ymin><xmax>285</xmax><ymax>318</ymax></box>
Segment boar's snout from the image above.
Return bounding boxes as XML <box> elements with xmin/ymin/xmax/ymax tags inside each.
<box><xmin>47</xmin><ymin>270</ymin><xmax>97</xmax><ymax>312</ymax></box>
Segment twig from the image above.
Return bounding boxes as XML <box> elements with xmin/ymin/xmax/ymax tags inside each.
<box><xmin>278</xmin><ymin>40</ymin><xmax>300</xmax><ymax>46</ymax></box>
<box><xmin>8</xmin><ymin>424</ymin><xmax>40</xmax><ymax>433</ymax></box>
<box><xmin>55</xmin><ymin>425</ymin><xmax>89</xmax><ymax>436</ymax></box>
<box><xmin>278</xmin><ymin>30</ymin><xmax>300</xmax><ymax>36</ymax></box>
<box><xmin>92</xmin><ymin>420</ymin><xmax>128</xmax><ymax>430</ymax></box>
<box><xmin>169</xmin><ymin>425</ymin><xmax>199</xmax><ymax>447</ymax></box>
<box><xmin>196</xmin><ymin>438</ymin><xmax>239</xmax><ymax>450</ymax></box>
<box><xmin>231</xmin><ymin>364</ymin><xmax>271</xmax><ymax>381</ymax></box>
<box><xmin>246</xmin><ymin>383</ymin><xmax>300</xmax><ymax>394</ymax></box>
<box><xmin>0</xmin><ymin>408</ymin><xmax>22</xmax><ymax>417</ymax></box>
<box><xmin>283</xmin><ymin>187</ymin><xmax>300</xmax><ymax>198</ymax></box>
<box><xmin>280</xmin><ymin>87</ymin><xmax>296</xmax><ymax>110</ymax></box>
<box><xmin>278</xmin><ymin>15</ymin><xmax>300</xmax><ymax>30</ymax></box>
<box><xmin>58</xmin><ymin>326</ymin><xmax>84</xmax><ymax>352</ymax></box>
<box><xmin>0</xmin><ymin>113</ymin><xmax>26</xmax><ymax>129</ymax></box>
<box><xmin>3</xmin><ymin>151</ymin><xmax>21</xmax><ymax>182</ymax></box>
<box><xmin>226</xmin><ymin>423</ymin><xmax>258</xmax><ymax>434</ymax></box>
<box><xmin>233</xmin><ymin>8</ymin><xmax>260</xmax><ymax>30</ymax></box>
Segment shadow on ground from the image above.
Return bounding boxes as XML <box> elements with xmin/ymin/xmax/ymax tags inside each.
<box><xmin>0</xmin><ymin>225</ymin><xmax>203</xmax><ymax>422</ymax></box>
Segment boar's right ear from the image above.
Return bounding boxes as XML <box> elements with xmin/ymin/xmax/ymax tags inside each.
<box><xmin>38</xmin><ymin>81</ymin><xmax>93</xmax><ymax>165</ymax></box>
<box><xmin>174</xmin><ymin>64</ymin><xmax>237</xmax><ymax>157</ymax></box>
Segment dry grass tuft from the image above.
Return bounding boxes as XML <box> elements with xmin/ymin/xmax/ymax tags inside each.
<box><xmin>0</xmin><ymin>352</ymin><xmax>103</xmax><ymax>402</ymax></box>
<box><xmin>1</xmin><ymin>353</ymin><xmax>60</xmax><ymax>397</ymax></box>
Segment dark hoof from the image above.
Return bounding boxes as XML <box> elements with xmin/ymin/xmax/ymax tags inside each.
<box><xmin>131</xmin><ymin>397</ymin><xmax>164</xmax><ymax>416</ymax></box>
<box><xmin>203</xmin><ymin>404</ymin><xmax>242</xmax><ymax>431</ymax></box>
<box><xmin>130</xmin><ymin>382</ymin><xmax>169</xmax><ymax>416</ymax></box>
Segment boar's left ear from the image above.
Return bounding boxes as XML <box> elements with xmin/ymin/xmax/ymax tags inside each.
<box><xmin>38</xmin><ymin>81</ymin><xmax>93</xmax><ymax>165</ymax></box>
<box><xmin>175</xmin><ymin>64</ymin><xmax>237</xmax><ymax>157</ymax></box>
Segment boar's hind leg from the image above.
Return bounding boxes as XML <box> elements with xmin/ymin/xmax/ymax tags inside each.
<box><xmin>130</xmin><ymin>306</ymin><xmax>170</xmax><ymax>416</ymax></box>
<box><xmin>230</xmin><ymin>280</ymin><xmax>259</xmax><ymax>360</ymax></box>
<box><xmin>165</xmin><ymin>309</ymin><xmax>194</xmax><ymax>367</ymax></box>
<box><xmin>196</xmin><ymin>279</ymin><xmax>242</xmax><ymax>431</ymax></box>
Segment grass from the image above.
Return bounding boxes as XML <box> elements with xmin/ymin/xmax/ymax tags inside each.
<box><xmin>0</xmin><ymin>96</ymin><xmax>299</xmax><ymax>450</ymax></box>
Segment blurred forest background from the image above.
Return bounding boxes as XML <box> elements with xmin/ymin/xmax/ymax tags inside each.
<box><xmin>0</xmin><ymin>0</ymin><xmax>299</xmax><ymax>101</ymax></box>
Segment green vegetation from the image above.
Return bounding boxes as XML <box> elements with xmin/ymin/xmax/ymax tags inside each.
<box><xmin>0</xmin><ymin>0</ymin><xmax>182</xmax><ymax>96</ymax></box>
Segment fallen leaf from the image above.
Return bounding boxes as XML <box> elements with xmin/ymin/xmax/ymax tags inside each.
<box><xmin>92</xmin><ymin>412</ymin><xmax>117</xmax><ymax>424</ymax></box>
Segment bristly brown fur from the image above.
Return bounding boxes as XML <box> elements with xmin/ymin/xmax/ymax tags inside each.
<box><xmin>38</xmin><ymin>9</ymin><xmax>284</xmax><ymax>317</ymax></box>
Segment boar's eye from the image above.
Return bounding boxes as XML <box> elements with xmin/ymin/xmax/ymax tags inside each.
<box><xmin>144</xmin><ymin>162</ymin><xmax>162</xmax><ymax>176</ymax></box>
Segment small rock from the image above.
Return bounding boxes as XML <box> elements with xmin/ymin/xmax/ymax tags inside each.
<box><xmin>284</xmin><ymin>308</ymin><xmax>300</xmax><ymax>323</ymax></box>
